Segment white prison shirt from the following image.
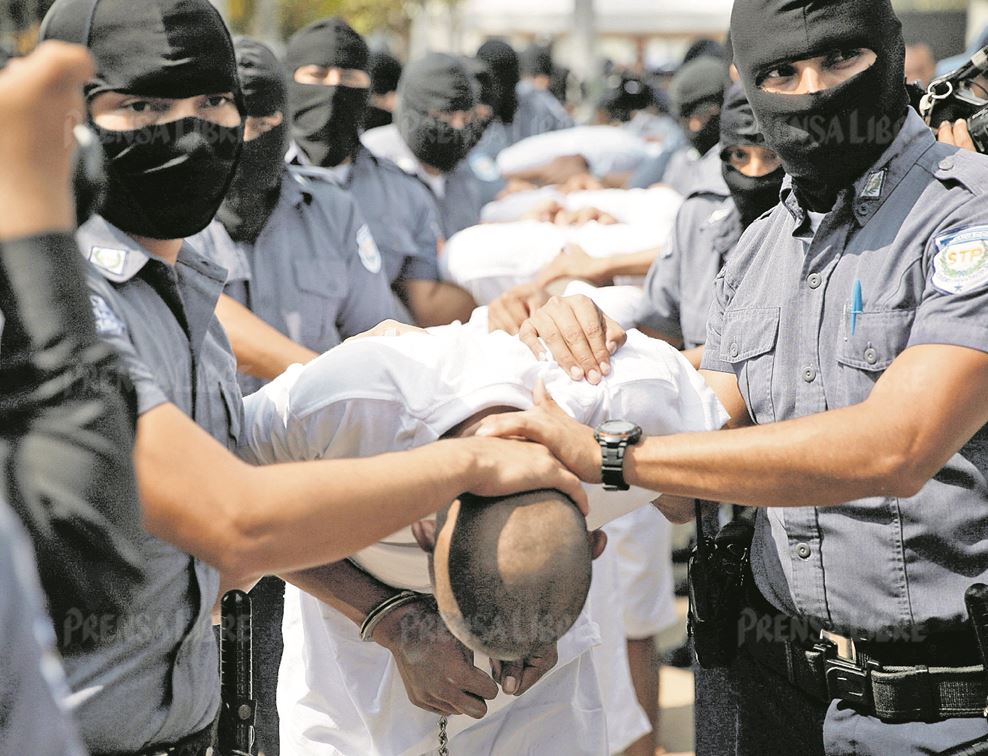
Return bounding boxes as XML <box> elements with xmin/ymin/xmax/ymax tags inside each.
<box><xmin>242</xmin><ymin>326</ymin><xmax>726</xmax><ymax>755</ymax></box>
<box><xmin>440</xmin><ymin>219</ymin><xmax>675</xmax><ymax>305</ymax></box>
<box><xmin>495</xmin><ymin>125</ymin><xmax>651</xmax><ymax>178</ymax></box>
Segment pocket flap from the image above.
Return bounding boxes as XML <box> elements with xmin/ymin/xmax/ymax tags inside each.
<box><xmin>836</xmin><ymin>310</ymin><xmax>915</xmax><ymax>372</ymax></box>
<box><xmin>719</xmin><ymin>307</ymin><xmax>781</xmax><ymax>363</ymax></box>
<box><xmin>293</xmin><ymin>256</ymin><xmax>347</xmax><ymax>298</ymax></box>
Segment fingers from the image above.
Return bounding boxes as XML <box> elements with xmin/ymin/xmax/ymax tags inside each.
<box><xmin>518</xmin><ymin>319</ymin><xmax>546</xmax><ymax>361</ymax></box>
<box><xmin>953</xmin><ymin>119</ymin><xmax>977</xmax><ymax>152</ymax></box>
<box><xmin>459</xmin><ymin>666</ymin><xmax>500</xmax><ymax>702</ymax></box>
<box><xmin>497</xmin><ymin>659</ymin><xmax>525</xmax><ymax>695</ymax></box>
<box><xmin>571</xmin><ymin>299</ymin><xmax>617</xmax><ymax>380</ymax></box>
<box><xmin>937</xmin><ymin>120</ymin><xmax>955</xmax><ymax>146</ymax></box>
<box><xmin>434</xmin><ymin>689</ymin><xmax>489</xmax><ymax>719</ymax></box>
<box><xmin>514</xmin><ymin>647</ymin><xmax>559</xmax><ymax>695</ymax></box>
<box><xmin>545</xmin><ymin>463</ymin><xmax>589</xmax><ymax>515</ymax></box>
<box><xmin>527</xmin><ymin>299</ymin><xmax>600</xmax><ymax>383</ymax></box>
<box><xmin>603</xmin><ymin>314</ymin><xmax>628</xmax><ymax>354</ymax></box>
<box><xmin>488</xmin><ymin>296</ymin><xmax>529</xmax><ymax>335</ymax></box>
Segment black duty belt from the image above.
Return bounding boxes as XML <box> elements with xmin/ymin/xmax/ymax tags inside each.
<box><xmin>743</xmin><ymin>620</ymin><xmax>988</xmax><ymax>723</ymax></box>
<box><xmin>95</xmin><ymin>723</ymin><xmax>214</xmax><ymax>756</ymax></box>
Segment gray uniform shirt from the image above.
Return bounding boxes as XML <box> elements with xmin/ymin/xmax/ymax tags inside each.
<box><xmin>0</xmin><ymin>498</ymin><xmax>85</xmax><ymax>756</ymax></box>
<box><xmin>642</xmin><ymin>189</ymin><xmax>739</xmax><ymax>349</ymax></box>
<box><xmin>70</xmin><ymin>215</ymin><xmax>243</xmax><ymax>752</ymax></box>
<box><xmin>702</xmin><ymin>111</ymin><xmax>988</xmax><ymax>643</ymax></box>
<box><xmin>191</xmin><ymin>165</ymin><xmax>400</xmax><ymax>395</ymax></box>
<box><xmin>361</xmin><ymin>125</ymin><xmax>484</xmax><ymax>238</ymax></box>
<box><xmin>345</xmin><ymin>145</ymin><xmax>444</xmax><ymax>286</ymax></box>
<box><xmin>662</xmin><ymin>143</ymin><xmax>728</xmax><ymax>198</ymax></box>
<box><xmin>514</xmin><ymin>81</ymin><xmax>574</xmax><ymax>140</ymax></box>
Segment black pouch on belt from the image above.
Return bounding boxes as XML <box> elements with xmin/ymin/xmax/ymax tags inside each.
<box><xmin>688</xmin><ymin>502</ymin><xmax>755</xmax><ymax>669</ymax></box>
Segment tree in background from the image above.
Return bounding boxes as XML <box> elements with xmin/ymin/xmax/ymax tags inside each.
<box><xmin>228</xmin><ymin>0</ymin><xmax>412</xmax><ymax>40</ymax></box>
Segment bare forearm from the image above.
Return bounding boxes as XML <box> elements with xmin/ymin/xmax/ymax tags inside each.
<box><xmin>402</xmin><ymin>279</ymin><xmax>476</xmax><ymax>327</ymax></box>
<box><xmin>593</xmin><ymin>248</ymin><xmax>661</xmax><ymax>280</ymax></box>
<box><xmin>215</xmin><ymin>294</ymin><xmax>317</xmax><ymax>380</ymax></box>
<box><xmin>683</xmin><ymin>345</ymin><xmax>704</xmax><ymax>370</ymax></box>
<box><xmin>626</xmin><ymin>400</ymin><xmax>916</xmax><ymax>507</ymax></box>
<box><xmin>284</xmin><ymin>559</ymin><xmax>397</xmax><ymax>626</ymax></box>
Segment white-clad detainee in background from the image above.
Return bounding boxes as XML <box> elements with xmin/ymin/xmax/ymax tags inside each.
<box><xmin>241</xmin><ymin>318</ymin><xmax>727</xmax><ymax>755</ymax></box>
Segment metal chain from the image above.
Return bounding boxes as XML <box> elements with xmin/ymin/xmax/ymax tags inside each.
<box><xmin>438</xmin><ymin>715</ymin><xmax>449</xmax><ymax>756</ymax></box>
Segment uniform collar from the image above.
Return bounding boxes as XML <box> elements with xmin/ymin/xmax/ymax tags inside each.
<box><xmin>284</xmin><ymin>165</ymin><xmax>318</xmax><ymax>208</ymax></box>
<box><xmin>780</xmin><ymin>110</ymin><xmax>935</xmax><ymax>230</ymax></box>
<box><xmin>285</xmin><ymin>140</ymin><xmax>310</xmax><ymax>167</ymax></box>
<box><xmin>79</xmin><ymin>214</ymin><xmax>228</xmax><ymax>285</ymax></box>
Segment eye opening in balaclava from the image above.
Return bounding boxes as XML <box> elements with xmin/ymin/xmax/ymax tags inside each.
<box><xmin>730</xmin><ymin>0</ymin><xmax>909</xmax><ymax>213</ymax></box>
<box><xmin>285</xmin><ymin>16</ymin><xmax>370</xmax><ymax>168</ymax></box>
<box><xmin>719</xmin><ymin>82</ymin><xmax>785</xmax><ymax>229</ymax></box>
<box><xmin>40</xmin><ymin>0</ymin><xmax>245</xmax><ymax>241</ymax></box>
<box><xmin>396</xmin><ymin>53</ymin><xmax>477</xmax><ymax>174</ymax></box>
<box><xmin>430</xmin><ymin>489</ymin><xmax>592</xmax><ymax>661</ymax></box>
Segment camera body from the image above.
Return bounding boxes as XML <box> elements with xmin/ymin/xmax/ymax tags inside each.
<box><xmin>919</xmin><ymin>46</ymin><xmax>988</xmax><ymax>154</ymax></box>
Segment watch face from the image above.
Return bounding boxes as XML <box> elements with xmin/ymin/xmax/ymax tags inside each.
<box><xmin>596</xmin><ymin>420</ymin><xmax>640</xmax><ymax>440</ymax></box>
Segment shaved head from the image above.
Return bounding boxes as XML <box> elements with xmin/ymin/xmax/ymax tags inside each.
<box><xmin>431</xmin><ymin>489</ymin><xmax>591</xmax><ymax>661</ymax></box>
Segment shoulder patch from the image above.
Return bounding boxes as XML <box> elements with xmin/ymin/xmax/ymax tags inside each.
<box><xmin>89</xmin><ymin>246</ymin><xmax>128</xmax><ymax>276</ymax></box>
<box><xmin>356</xmin><ymin>225</ymin><xmax>383</xmax><ymax>274</ymax></box>
<box><xmin>89</xmin><ymin>294</ymin><xmax>128</xmax><ymax>337</ymax></box>
<box><xmin>932</xmin><ymin>226</ymin><xmax>988</xmax><ymax>295</ymax></box>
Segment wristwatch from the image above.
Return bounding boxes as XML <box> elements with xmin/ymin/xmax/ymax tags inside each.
<box><xmin>594</xmin><ymin>420</ymin><xmax>643</xmax><ymax>491</ymax></box>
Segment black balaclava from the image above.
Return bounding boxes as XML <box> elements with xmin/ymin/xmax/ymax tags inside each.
<box><xmin>364</xmin><ymin>50</ymin><xmax>402</xmax><ymax>130</ymax></box>
<box><xmin>285</xmin><ymin>17</ymin><xmax>369</xmax><ymax>168</ymax></box>
<box><xmin>720</xmin><ymin>83</ymin><xmax>785</xmax><ymax>228</ymax></box>
<box><xmin>731</xmin><ymin>0</ymin><xmax>909</xmax><ymax>212</ymax></box>
<box><xmin>396</xmin><ymin>53</ymin><xmax>476</xmax><ymax>174</ymax></box>
<box><xmin>670</xmin><ymin>56</ymin><xmax>726</xmax><ymax>155</ymax></box>
<box><xmin>463</xmin><ymin>57</ymin><xmax>494</xmax><ymax>151</ymax></box>
<box><xmin>520</xmin><ymin>44</ymin><xmax>553</xmax><ymax>78</ymax></box>
<box><xmin>215</xmin><ymin>37</ymin><xmax>289</xmax><ymax>243</ymax></box>
<box><xmin>477</xmin><ymin>39</ymin><xmax>520</xmax><ymax>124</ymax></box>
<box><xmin>41</xmin><ymin>0</ymin><xmax>244</xmax><ymax>241</ymax></box>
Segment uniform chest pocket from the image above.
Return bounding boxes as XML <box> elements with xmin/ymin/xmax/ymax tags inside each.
<box><xmin>291</xmin><ymin>257</ymin><xmax>347</xmax><ymax>350</ymax></box>
<box><xmin>292</xmin><ymin>257</ymin><xmax>347</xmax><ymax>299</ymax></box>
<box><xmin>835</xmin><ymin>309</ymin><xmax>915</xmax><ymax>404</ymax></box>
<box><xmin>719</xmin><ymin>307</ymin><xmax>780</xmax><ymax>425</ymax></box>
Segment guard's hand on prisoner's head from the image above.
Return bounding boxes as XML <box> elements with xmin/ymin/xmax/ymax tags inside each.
<box><xmin>518</xmin><ymin>295</ymin><xmax>626</xmax><ymax>385</ymax></box>
<box><xmin>478</xmin><ymin>379</ymin><xmax>602</xmax><ymax>485</ymax></box>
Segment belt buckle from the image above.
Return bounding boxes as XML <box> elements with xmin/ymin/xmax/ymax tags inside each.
<box><xmin>819</xmin><ymin>630</ymin><xmax>874</xmax><ymax>707</ymax></box>
<box><xmin>820</xmin><ymin>629</ymin><xmax>857</xmax><ymax>663</ymax></box>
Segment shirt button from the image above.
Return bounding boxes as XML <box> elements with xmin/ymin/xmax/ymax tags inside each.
<box><xmin>864</xmin><ymin>347</ymin><xmax>879</xmax><ymax>365</ymax></box>
<box><xmin>807</xmin><ymin>273</ymin><xmax>822</xmax><ymax>289</ymax></box>
<box><xmin>796</xmin><ymin>543</ymin><xmax>811</xmax><ymax>559</ymax></box>
<box><xmin>802</xmin><ymin>367</ymin><xmax>817</xmax><ymax>383</ymax></box>
<box><xmin>729</xmin><ymin>343</ymin><xmax>740</xmax><ymax>358</ymax></box>
<box><xmin>939</xmin><ymin>157</ymin><xmax>955</xmax><ymax>171</ymax></box>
